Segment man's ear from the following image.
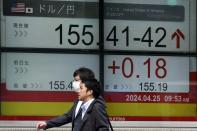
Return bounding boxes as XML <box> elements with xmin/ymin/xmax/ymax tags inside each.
<box><xmin>88</xmin><ymin>90</ymin><xmax>93</xmax><ymax>95</ymax></box>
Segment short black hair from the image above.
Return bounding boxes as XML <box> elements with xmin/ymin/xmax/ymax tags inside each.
<box><xmin>81</xmin><ymin>78</ymin><xmax>100</xmax><ymax>99</ymax></box>
<box><xmin>73</xmin><ymin>67</ymin><xmax>95</xmax><ymax>81</ymax></box>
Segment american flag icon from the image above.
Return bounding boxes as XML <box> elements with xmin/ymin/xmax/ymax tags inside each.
<box><xmin>11</xmin><ymin>2</ymin><xmax>25</xmax><ymax>13</ymax></box>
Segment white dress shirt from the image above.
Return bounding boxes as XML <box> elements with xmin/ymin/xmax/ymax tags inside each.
<box><xmin>75</xmin><ymin>99</ymin><xmax>95</xmax><ymax>119</ymax></box>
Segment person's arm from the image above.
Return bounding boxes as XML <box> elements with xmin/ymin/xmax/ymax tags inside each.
<box><xmin>44</xmin><ymin>111</ymin><xmax>72</xmax><ymax>129</ymax></box>
<box><xmin>36</xmin><ymin>101</ymin><xmax>77</xmax><ymax>130</ymax></box>
<box><xmin>44</xmin><ymin>102</ymin><xmax>76</xmax><ymax>130</ymax></box>
<box><xmin>36</xmin><ymin>112</ymin><xmax>72</xmax><ymax>130</ymax></box>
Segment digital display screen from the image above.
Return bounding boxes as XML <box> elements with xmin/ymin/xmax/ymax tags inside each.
<box><xmin>2</xmin><ymin>53</ymin><xmax>99</xmax><ymax>91</ymax></box>
<box><xmin>0</xmin><ymin>53</ymin><xmax>99</xmax><ymax>116</ymax></box>
<box><xmin>104</xmin><ymin>56</ymin><xmax>196</xmax><ymax>120</ymax></box>
<box><xmin>104</xmin><ymin>0</ymin><xmax>190</xmax><ymax>52</ymax></box>
<box><xmin>104</xmin><ymin>55</ymin><xmax>189</xmax><ymax>93</ymax></box>
<box><xmin>2</xmin><ymin>0</ymin><xmax>99</xmax><ymax>49</ymax></box>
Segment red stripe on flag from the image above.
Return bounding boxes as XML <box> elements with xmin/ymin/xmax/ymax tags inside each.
<box><xmin>11</xmin><ymin>3</ymin><xmax>25</xmax><ymax>13</ymax></box>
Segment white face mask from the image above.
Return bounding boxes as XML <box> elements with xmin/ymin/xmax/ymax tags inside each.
<box><xmin>72</xmin><ymin>81</ymin><xmax>81</xmax><ymax>92</ymax></box>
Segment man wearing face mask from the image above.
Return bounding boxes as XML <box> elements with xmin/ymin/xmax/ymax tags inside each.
<box><xmin>36</xmin><ymin>67</ymin><xmax>113</xmax><ymax>131</ymax></box>
<box><xmin>71</xmin><ymin>67</ymin><xmax>95</xmax><ymax>92</ymax></box>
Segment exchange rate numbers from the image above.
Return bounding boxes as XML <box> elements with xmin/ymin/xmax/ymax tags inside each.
<box><xmin>139</xmin><ymin>82</ymin><xmax>168</xmax><ymax>92</ymax></box>
<box><xmin>106</xmin><ymin>26</ymin><xmax>167</xmax><ymax>47</ymax></box>
<box><xmin>144</xmin><ymin>58</ymin><xmax>167</xmax><ymax>78</ymax></box>
<box><xmin>55</xmin><ymin>24</ymin><xmax>94</xmax><ymax>45</ymax></box>
<box><xmin>108</xmin><ymin>57</ymin><xmax>167</xmax><ymax>79</ymax></box>
<box><xmin>49</xmin><ymin>81</ymin><xmax>66</xmax><ymax>90</ymax></box>
<box><xmin>55</xmin><ymin>24</ymin><xmax>63</xmax><ymax>44</ymax></box>
<box><xmin>106</xmin><ymin>26</ymin><xmax>119</xmax><ymax>46</ymax></box>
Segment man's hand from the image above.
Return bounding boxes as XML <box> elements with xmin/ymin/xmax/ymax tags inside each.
<box><xmin>36</xmin><ymin>121</ymin><xmax>47</xmax><ymax>129</ymax></box>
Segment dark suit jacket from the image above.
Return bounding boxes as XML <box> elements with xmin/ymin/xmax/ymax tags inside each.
<box><xmin>45</xmin><ymin>97</ymin><xmax>110</xmax><ymax>131</ymax></box>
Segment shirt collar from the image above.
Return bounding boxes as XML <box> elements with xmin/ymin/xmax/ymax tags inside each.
<box><xmin>81</xmin><ymin>98</ymin><xmax>95</xmax><ymax>112</ymax></box>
